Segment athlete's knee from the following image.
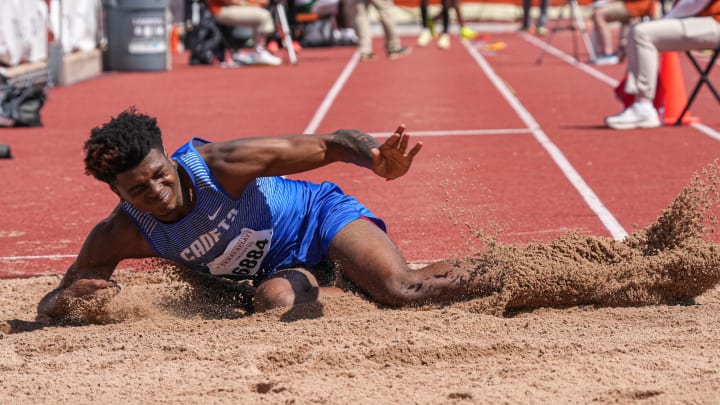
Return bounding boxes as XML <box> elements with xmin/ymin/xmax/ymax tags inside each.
<box><xmin>252</xmin><ymin>270</ymin><xmax>320</xmax><ymax>312</ymax></box>
<box><xmin>253</xmin><ymin>282</ymin><xmax>296</xmax><ymax>312</ymax></box>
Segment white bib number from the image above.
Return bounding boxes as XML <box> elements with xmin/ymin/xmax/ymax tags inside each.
<box><xmin>207</xmin><ymin>228</ymin><xmax>272</xmax><ymax>276</ymax></box>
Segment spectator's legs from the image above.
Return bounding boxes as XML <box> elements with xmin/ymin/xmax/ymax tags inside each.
<box><xmin>617</xmin><ymin>21</ymin><xmax>632</xmax><ymax>59</ymax></box>
<box><xmin>537</xmin><ymin>0</ymin><xmax>549</xmax><ymax>30</ymax></box>
<box><xmin>592</xmin><ymin>7</ymin><xmax>613</xmax><ymax>56</ymax></box>
<box><xmin>451</xmin><ymin>0</ymin><xmax>465</xmax><ymax>27</ymax></box>
<box><xmin>353</xmin><ymin>0</ymin><xmax>374</xmax><ymax>55</ymax></box>
<box><xmin>420</xmin><ymin>0</ymin><xmax>429</xmax><ymax>28</ymax></box>
<box><xmin>213</xmin><ymin>6</ymin><xmax>281</xmax><ymax>65</ymax></box>
<box><xmin>213</xmin><ymin>5</ymin><xmax>276</xmax><ymax>37</ymax></box>
<box><xmin>521</xmin><ymin>0</ymin><xmax>531</xmax><ymax>30</ymax></box>
<box><xmin>437</xmin><ymin>0</ymin><xmax>451</xmax><ymax>48</ymax></box>
<box><xmin>430</xmin><ymin>0</ymin><xmax>450</xmax><ymax>49</ymax></box>
<box><xmin>371</xmin><ymin>0</ymin><xmax>402</xmax><ymax>53</ymax></box>
<box><xmin>441</xmin><ymin>0</ymin><xmax>450</xmax><ymax>34</ymax></box>
<box><xmin>593</xmin><ymin>2</ymin><xmax>632</xmax><ymax>56</ymax></box>
<box><xmin>418</xmin><ymin>0</ymin><xmax>433</xmax><ymax>46</ymax></box>
<box><xmin>625</xmin><ymin>17</ymin><xmax>719</xmax><ymax>101</ymax></box>
<box><xmin>606</xmin><ymin>17</ymin><xmax>720</xmax><ymax>129</ymax></box>
<box><xmin>338</xmin><ymin>0</ymin><xmax>358</xmax><ymax>44</ymax></box>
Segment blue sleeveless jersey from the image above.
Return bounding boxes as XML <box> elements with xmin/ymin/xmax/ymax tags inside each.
<box><xmin>121</xmin><ymin>138</ymin><xmax>385</xmax><ymax>280</ymax></box>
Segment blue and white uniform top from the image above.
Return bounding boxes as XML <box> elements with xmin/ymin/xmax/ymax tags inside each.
<box><xmin>121</xmin><ymin>138</ymin><xmax>384</xmax><ymax>280</ymax></box>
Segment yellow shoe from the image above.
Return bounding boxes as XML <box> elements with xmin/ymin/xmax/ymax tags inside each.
<box><xmin>460</xmin><ymin>26</ymin><xmax>478</xmax><ymax>40</ymax></box>
<box><xmin>437</xmin><ymin>33</ymin><xmax>450</xmax><ymax>50</ymax></box>
<box><xmin>417</xmin><ymin>28</ymin><xmax>432</xmax><ymax>47</ymax></box>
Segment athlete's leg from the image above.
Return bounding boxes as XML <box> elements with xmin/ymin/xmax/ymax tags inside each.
<box><xmin>253</xmin><ymin>268</ymin><xmax>343</xmax><ymax>312</ymax></box>
<box><xmin>328</xmin><ymin>219</ymin><xmax>489</xmax><ymax>306</ymax></box>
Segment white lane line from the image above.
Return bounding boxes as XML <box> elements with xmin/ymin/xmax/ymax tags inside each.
<box><xmin>521</xmin><ymin>33</ymin><xmax>720</xmax><ymax>139</ymax></box>
<box><xmin>370</xmin><ymin>128</ymin><xmax>532</xmax><ymax>138</ymax></box>
<box><xmin>0</xmin><ymin>254</ymin><xmax>76</xmax><ymax>260</ymax></box>
<box><xmin>463</xmin><ymin>40</ymin><xmax>628</xmax><ymax>240</ymax></box>
<box><xmin>690</xmin><ymin>122</ymin><xmax>720</xmax><ymax>140</ymax></box>
<box><xmin>303</xmin><ymin>52</ymin><xmax>360</xmax><ymax>134</ymax></box>
<box><xmin>522</xmin><ymin>33</ymin><xmax>619</xmax><ymax>87</ymax></box>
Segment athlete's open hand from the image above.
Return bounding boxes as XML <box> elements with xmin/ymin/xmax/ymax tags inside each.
<box><xmin>37</xmin><ymin>278</ymin><xmax>121</xmax><ymax>324</ymax></box>
<box><xmin>371</xmin><ymin>125</ymin><xmax>423</xmax><ymax>180</ymax></box>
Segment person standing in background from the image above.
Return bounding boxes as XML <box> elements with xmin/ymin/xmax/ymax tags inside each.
<box><xmin>352</xmin><ymin>0</ymin><xmax>412</xmax><ymax>60</ymax></box>
<box><xmin>417</xmin><ymin>0</ymin><xmax>478</xmax><ymax>49</ymax></box>
<box><xmin>520</xmin><ymin>0</ymin><xmax>550</xmax><ymax>35</ymax></box>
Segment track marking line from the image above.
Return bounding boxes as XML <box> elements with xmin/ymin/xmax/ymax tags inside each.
<box><xmin>0</xmin><ymin>254</ymin><xmax>76</xmax><ymax>261</ymax></box>
<box><xmin>303</xmin><ymin>52</ymin><xmax>360</xmax><ymax>134</ymax></box>
<box><xmin>521</xmin><ymin>32</ymin><xmax>720</xmax><ymax>139</ymax></box>
<box><xmin>370</xmin><ymin>128</ymin><xmax>532</xmax><ymax>138</ymax></box>
<box><xmin>522</xmin><ymin>33</ymin><xmax>618</xmax><ymax>87</ymax></box>
<box><xmin>463</xmin><ymin>40</ymin><xmax>628</xmax><ymax>240</ymax></box>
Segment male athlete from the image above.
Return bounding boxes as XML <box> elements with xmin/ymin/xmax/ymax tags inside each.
<box><xmin>37</xmin><ymin>108</ymin><xmax>488</xmax><ymax>322</ymax></box>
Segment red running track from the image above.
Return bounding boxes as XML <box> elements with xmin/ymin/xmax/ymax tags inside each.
<box><xmin>2</xmin><ymin>23</ymin><xmax>720</xmax><ymax>278</ymax></box>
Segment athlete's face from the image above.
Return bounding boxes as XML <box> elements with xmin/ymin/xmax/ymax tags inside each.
<box><xmin>111</xmin><ymin>148</ymin><xmax>184</xmax><ymax>222</ymax></box>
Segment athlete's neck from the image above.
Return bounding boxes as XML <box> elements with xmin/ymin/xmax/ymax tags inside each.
<box><xmin>176</xmin><ymin>164</ymin><xmax>196</xmax><ymax>217</ymax></box>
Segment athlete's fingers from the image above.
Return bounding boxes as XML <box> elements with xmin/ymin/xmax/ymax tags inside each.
<box><xmin>399</xmin><ymin>132</ymin><xmax>409</xmax><ymax>152</ymax></box>
<box><xmin>395</xmin><ymin>125</ymin><xmax>407</xmax><ymax>150</ymax></box>
<box><xmin>385</xmin><ymin>125</ymin><xmax>406</xmax><ymax>149</ymax></box>
<box><xmin>406</xmin><ymin>142</ymin><xmax>423</xmax><ymax>158</ymax></box>
<box><xmin>382</xmin><ymin>133</ymin><xmax>400</xmax><ymax>149</ymax></box>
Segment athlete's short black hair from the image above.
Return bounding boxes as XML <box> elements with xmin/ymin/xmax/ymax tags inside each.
<box><xmin>84</xmin><ymin>107</ymin><xmax>164</xmax><ymax>184</ymax></box>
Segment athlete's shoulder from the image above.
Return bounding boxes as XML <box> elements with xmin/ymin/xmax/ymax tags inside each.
<box><xmin>172</xmin><ymin>137</ymin><xmax>213</xmax><ymax>159</ymax></box>
<box><xmin>89</xmin><ymin>206</ymin><xmax>156</xmax><ymax>259</ymax></box>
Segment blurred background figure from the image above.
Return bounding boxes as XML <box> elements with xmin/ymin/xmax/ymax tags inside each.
<box><xmin>417</xmin><ymin>0</ymin><xmax>478</xmax><ymax>49</ymax></box>
<box><xmin>591</xmin><ymin>0</ymin><xmax>659</xmax><ymax>65</ymax></box>
<box><xmin>604</xmin><ymin>0</ymin><xmax>720</xmax><ymax>130</ymax></box>
<box><xmin>207</xmin><ymin>0</ymin><xmax>283</xmax><ymax>65</ymax></box>
<box><xmin>352</xmin><ymin>0</ymin><xmax>411</xmax><ymax>61</ymax></box>
<box><xmin>293</xmin><ymin>0</ymin><xmax>358</xmax><ymax>46</ymax></box>
<box><xmin>520</xmin><ymin>0</ymin><xmax>550</xmax><ymax>35</ymax></box>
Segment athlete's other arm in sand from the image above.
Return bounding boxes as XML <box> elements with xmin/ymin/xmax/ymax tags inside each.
<box><xmin>36</xmin><ymin>207</ymin><xmax>156</xmax><ymax>322</ymax></box>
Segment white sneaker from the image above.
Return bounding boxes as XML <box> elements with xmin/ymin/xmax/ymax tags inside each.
<box><xmin>593</xmin><ymin>53</ymin><xmax>620</xmax><ymax>66</ymax></box>
<box><xmin>437</xmin><ymin>33</ymin><xmax>450</xmax><ymax>50</ymax></box>
<box><xmin>605</xmin><ymin>103</ymin><xmax>661</xmax><ymax>130</ymax></box>
<box><xmin>250</xmin><ymin>49</ymin><xmax>282</xmax><ymax>66</ymax></box>
<box><xmin>417</xmin><ymin>28</ymin><xmax>432</xmax><ymax>47</ymax></box>
<box><xmin>231</xmin><ymin>51</ymin><xmax>254</xmax><ymax>65</ymax></box>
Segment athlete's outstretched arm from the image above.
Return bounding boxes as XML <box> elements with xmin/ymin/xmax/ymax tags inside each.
<box><xmin>198</xmin><ymin>125</ymin><xmax>423</xmax><ymax>197</ymax></box>
<box><xmin>37</xmin><ymin>207</ymin><xmax>155</xmax><ymax>323</ymax></box>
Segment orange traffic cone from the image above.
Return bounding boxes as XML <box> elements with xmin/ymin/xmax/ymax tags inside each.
<box><xmin>659</xmin><ymin>51</ymin><xmax>699</xmax><ymax>125</ymax></box>
<box><xmin>170</xmin><ymin>25</ymin><xmax>180</xmax><ymax>54</ymax></box>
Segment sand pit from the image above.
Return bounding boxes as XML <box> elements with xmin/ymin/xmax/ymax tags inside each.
<box><xmin>2</xmin><ymin>272</ymin><xmax>719</xmax><ymax>403</ymax></box>
<box><xmin>3</xmin><ymin>167</ymin><xmax>720</xmax><ymax>403</ymax></box>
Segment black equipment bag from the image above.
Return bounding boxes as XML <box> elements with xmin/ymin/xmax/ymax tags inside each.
<box><xmin>0</xmin><ymin>82</ymin><xmax>47</xmax><ymax>127</ymax></box>
<box><xmin>185</xmin><ymin>1</ymin><xmax>225</xmax><ymax>65</ymax></box>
